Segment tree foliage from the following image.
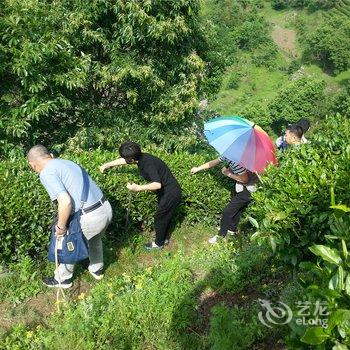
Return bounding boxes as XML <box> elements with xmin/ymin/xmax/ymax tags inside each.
<box><xmin>304</xmin><ymin>15</ymin><xmax>350</xmax><ymax>73</ymax></box>
<box><xmin>0</xmin><ymin>0</ymin><xmax>204</xmax><ymax>156</ymax></box>
<box><xmin>271</xmin><ymin>0</ymin><xmax>339</xmax><ymax>10</ymax></box>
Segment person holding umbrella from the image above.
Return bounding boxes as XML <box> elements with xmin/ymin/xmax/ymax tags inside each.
<box><xmin>191</xmin><ymin>116</ymin><xmax>277</xmax><ymax>244</ymax></box>
<box><xmin>191</xmin><ymin>157</ymin><xmax>258</xmax><ymax>243</ymax></box>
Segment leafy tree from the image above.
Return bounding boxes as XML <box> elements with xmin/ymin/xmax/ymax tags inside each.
<box><xmin>271</xmin><ymin>0</ymin><xmax>339</xmax><ymax>10</ymax></box>
<box><xmin>0</xmin><ymin>0</ymin><xmax>204</xmax><ymax>156</ymax></box>
<box><xmin>268</xmin><ymin>77</ymin><xmax>326</xmax><ymax>133</ymax></box>
<box><xmin>304</xmin><ymin>16</ymin><xmax>350</xmax><ymax>73</ymax></box>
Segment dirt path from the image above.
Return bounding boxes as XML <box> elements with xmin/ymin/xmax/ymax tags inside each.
<box><xmin>0</xmin><ymin>280</ymin><xmax>92</xmax><ymax>332</ymax></box>
<box><xmin>0</xmin><ymin>233</ymin><xmax>208</xmax><ymax>333</ymax></box>
<box><xmin>271</xmin><ymin>24</ymin><xmax>299</xmax><ymax>58</ymax></box>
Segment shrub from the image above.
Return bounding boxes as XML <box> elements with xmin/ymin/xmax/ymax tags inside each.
<box><xmin>0</xmin><ymin>0</ymin><xmax>204</xmax><ymax>156</ymax></box>
<box><xmin>326</xmin><ymin>81</ymin><xmax>350</xmax><ymax>119</ymax></box>
<box><xmin>227</xmin><ymin>71</ymin><xmax>243</xmax><ymax>90</ymax></box>
<box><xmin>287</xmin><ymin>59</ymin><xmax>302</xmax><ymax>75</ymax></box>
<box><xmin>239</xmin><ymin>102</ymin><xmax>273</xmax><ymax>132</ymax></box>
<box><xmin>248</xmin><ymin>114</ymin><xmax>350</xmax><ymax>266</ymax></box>
<box><xmin>304</xmin><ymin>16</ymin><xmax>350</xmax><ymax>73</ymax></box>
<box><xmin>0</xmin><ymin>148</ymin><xmax>232</xmax><ymax>264</ymax></box>
<box><xmin>233</xmin><ymin>17</ymin><xmax>271</xmax><ymax>51</ymax></box>
<box><xmin>268</xmin><ymin>76</ymin><xmax>326</xmax><ymax>133</ymax></box>
<box><xmin>251</xmin><ymin>42</ymin><xmax>279</xmax><ymax>69</ymax></box>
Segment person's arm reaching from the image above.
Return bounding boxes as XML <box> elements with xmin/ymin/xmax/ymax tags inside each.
<box><xmin>222</xmin><ymin>167</ymin><xmax>248</xmax><ymax>184</ymax></box>
<box><xmin>190</xmin><ymin>158</ymin><xmax>221</xmax><ymax>175</ymax></box>
<box><xmin>127</xmin><ymin>182</ymin><xmax>162</xmax><ymax>192</ymax></box>
<box><xmin>55</xmin><ymin>192</ymin><xmax>72</xmax><ymax>236</ymax></box>
<box><xmin>99</xmin><ymin>158</ymin><xmax>127</xmax><ymax>173</ymax></box>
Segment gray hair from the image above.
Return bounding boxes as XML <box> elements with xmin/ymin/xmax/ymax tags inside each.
<box><xmin>27</xmin><ymin>145</ymin><xmax>51</xmax><ymax>161</ymax></box>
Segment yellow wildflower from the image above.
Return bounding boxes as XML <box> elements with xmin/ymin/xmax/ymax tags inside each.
<box><xmin>26</xmin><ymin>331</ymin><xmax>34</xmax><ymax>339</ymax></box>
<box><xmin>77</xmin><ymin>292</ymin><xmax>86</xmax><ymax>300</ymax></box>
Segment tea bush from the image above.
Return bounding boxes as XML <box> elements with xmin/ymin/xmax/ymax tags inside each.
<box><xmin>286</xmin><ymin>206</ymin><xmax>350</xmax><ymax>348</ymax></box>
<box><xmin>249</xmin><ymin>114</ymin><xmax>350</xmax><ymax>265</ymax></box>
<box><xmin>0</xmin><ymin>148</ymin><xmax>232</xmax><ymax>264</ymax></box>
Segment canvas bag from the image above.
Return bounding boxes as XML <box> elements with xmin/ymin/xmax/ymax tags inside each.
<box><xmin>48</xmin><ymin>166</ymin><xmax>89</xmax><ymax>264</ymax></box>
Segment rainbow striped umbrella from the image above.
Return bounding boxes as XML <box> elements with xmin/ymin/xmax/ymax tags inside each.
<box><xmin>204</xmin><ymin>116</ymin><xmax>277</xmax><ymax>173</ymax></box>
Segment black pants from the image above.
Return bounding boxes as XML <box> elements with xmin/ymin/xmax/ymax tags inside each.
<box><xmin>219</xmin><ymin>187</ymin><xmax>252</xmax><ymax>236</ymax></box>
<box><xmin>154</xmin><ymin>187</ymin><xmax>182</xmax><ymax>246</ymax></box>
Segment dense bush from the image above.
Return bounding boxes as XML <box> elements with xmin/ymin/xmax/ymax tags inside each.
<box><xmin>268</xmin><ymin>76</ymin><xmax>326</xmax><ymax>132</ymax></box>
<box><xmin>271</xmin><ymin>0</ymin><xmax>339</xmax><ymax>10</ymax></box>
<box><xmin>240</xmin><ymin>102</ymin><xmax>273</xmax><ymax>132</ymax></box>
<box><xmin>233</xmin><ymin>17</ymin><xmax>272</xmax><ymax>51</ymax></box>
<box><xmin>0</xmin><ymin>148</ymin><xmax>233</xmax><ymax>264</ymax></box>
<box><xmin>249</xmin><ymin>114</ymin><xmax>350</xmax><ymax>265</ymax></box>
<box><xmin>304</xmin><ymin>15</ymin><xmax>350</xmax><ymax>73</ymax></box>
<box><xmin>251</xmin><ymin>42</ymin><xmax>279</xmax><ymax>69</ymax></box>
<box><xmin>0</xmin><ymin>0</ymin><xmax>204</xmax><ymax>156</ymax></box>
<box><xmin>286</xmin><ymin>206</ymin><xmax>350</xmax><ymax>348</ymax></box>
<box><xmin>326</xmin><ymin>82</ymin><xmax>350</xmax><ymax>119</ymax></box>
<box><xmin>226</xmin><ymin>71</ymin><xmax>243</xmax><ymax>90</ymax></box>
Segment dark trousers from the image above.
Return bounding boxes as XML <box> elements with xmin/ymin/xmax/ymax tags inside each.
<box><xmin>154</xmin><ymin>187</ymin><xmax>182</xmax><ymax>246</ymax></box>
<box><xmin>219</xmin><ymin>187</ymin><xmax>252</xmax><ymax>236</ymax></box>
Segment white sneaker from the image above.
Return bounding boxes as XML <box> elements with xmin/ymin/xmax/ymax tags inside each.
<box><xmin>88</xmin><ymin>269</ymin><xmax>104</xmax><ymax>280</ymax></box>
<box><xmin>217</xmin><ymin>227</ymin><xmax>235</xmax><ymax>235</ymax></box>
<box><xmin>208</xmin><ymin>235</ymin><xmax>220</xmax><ymax>244</ymax></box>
<box><xmin>145</xmin><ymin>241</ymin><xmax>163</xmax><ymax>250</ymax></box>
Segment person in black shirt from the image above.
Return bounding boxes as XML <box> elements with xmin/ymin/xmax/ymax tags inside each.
<box><xmin>99</xmin><ymin>141</ymin><xmax>182</xmax><ymax>249</ymax></box>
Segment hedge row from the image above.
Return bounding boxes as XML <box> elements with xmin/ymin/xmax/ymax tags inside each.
<box><xmin>0</xmin><ymin>147</ymin><xmax>232</xmax><ymax>263</ymax></box>
<box><xmin>249</xmin><ymin>113</ymin><xmax>350</xmax><ymax>265</ymax></box>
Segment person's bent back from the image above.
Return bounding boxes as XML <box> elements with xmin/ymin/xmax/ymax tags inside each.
<box><xmin>27</xmin><ymin>145</ymin><xmax>112</xmax><ymax>288</ymax></box>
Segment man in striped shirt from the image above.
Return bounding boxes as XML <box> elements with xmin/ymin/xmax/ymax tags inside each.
<box><xmin>190</xmin><ymin>156</ymin><xmax>258</xmax><ymax>244</ymax></box>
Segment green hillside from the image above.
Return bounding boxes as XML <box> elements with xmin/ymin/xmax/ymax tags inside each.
<box><xmin>204</xmin><ymin>0</ymin><xmax>350</xmax><ymax>136</ymax></box>
<box><xmin>0</xmin><ymin>1</ymin><xmax>349</xmax><ymax>349</ymax></box>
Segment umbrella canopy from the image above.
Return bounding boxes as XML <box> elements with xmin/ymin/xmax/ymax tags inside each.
<box><xmin>204</xmin><ymin>116</ymin><xmax>277</xmax><ymax>173</ymax></box>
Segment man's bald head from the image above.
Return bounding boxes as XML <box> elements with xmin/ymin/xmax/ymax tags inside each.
<box><xmin>27</xmin><ymin>145</ymin><xmax>51</xmax><ymax>162</ymax></box>
<box><xmin>27</xmin><ymin>145</ymin><xmax>53</xmax><ymax>173</ymax></box>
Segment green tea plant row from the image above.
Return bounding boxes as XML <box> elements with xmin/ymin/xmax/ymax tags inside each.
<box><xmin>0</xmin><ymin>147</ymin><xmax>230</xmax><ymax>264</ymax></box>
<box><xmin>249</xmin><ymin>113</ymin><xmax>350</xmax><ymax>348</ymax></box>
